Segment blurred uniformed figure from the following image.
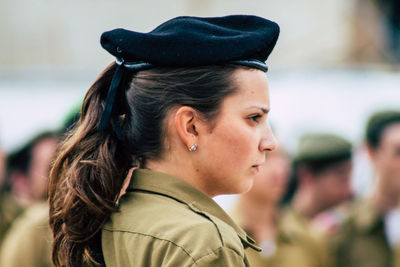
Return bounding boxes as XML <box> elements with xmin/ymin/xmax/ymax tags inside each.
<box><xmin>0</xmin><ymin>145</ymin><xmax>19</xmax><ymax>246</ymax></box>
<box><xmin>0</xmin><ymin>104</ymin><xmax>83</xmax><ymax>267</ymax></box>
<box><xmin>4</xmin><ymin>132</ymin><xmax>58</xmax><ymax>208</ymax></box>
<box><xmin>0</xmin><ymin>132</ymin><xmax>57</xmax><ymax>246</ymax></box>
<box><xmin>0</xmin><ymin>138</ymin><xmax>37</xmax><ymax>244</ymax></box>
<box><xmin>0</xmin><ymin>132</ymin><xmax>59</xmax><ymax>267</ymax></box>
<box><xmin>233</xmin><ymin>142</ymin><xmax>335</xmax><ymax>267</ymax></box>
<box><xmin>329</xmin><ymin>110</ymin><xmax>400</xmax><ymax>267</ymax></box>
<box><xmin>231</xmin><ymin>146</ymin><xmax>292</xmax><ymax>266</ymax></box>
<box><xmin>0</xmin><ymin>202</ymin><xmax>51</xmax><ymax>267</ymax></box>
<box><xmin>0</xmin><ymin>151</ymin><xmax>24</xmax><ymax>246</ymax></box>
<box><xmin>279</xmin><ymin>133</ymin><xmax>353</xmax><ymax>267</ymax></box>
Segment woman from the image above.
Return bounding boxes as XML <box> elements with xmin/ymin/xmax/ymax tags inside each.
<box><xmin>49</xmin><ymin>15</ymin><xmax>279</xmax><ymax>267</ymax></box>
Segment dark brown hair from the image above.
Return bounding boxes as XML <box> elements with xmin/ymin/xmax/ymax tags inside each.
<box><xmin>48</xmin><ymin>62</ymin><xmax>244</xmax><ymax>266</ymax></box>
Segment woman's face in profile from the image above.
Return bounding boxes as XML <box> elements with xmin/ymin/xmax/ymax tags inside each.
<box><xmin>196</xmin><ymin>69</ymin><xmax>276</xmax><ymax>196</ymax></box>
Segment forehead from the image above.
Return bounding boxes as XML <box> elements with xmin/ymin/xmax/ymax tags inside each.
<box><xmin>313</xmin><ymin>160</ymin><xmax>352</xmax><ymax>178</ymax></box>
<box><xmin>381</xmin><ymin>123</ymin><xmax>400</xmax><ymax>146</ymax></box>
<box><xmin>227</xmin><ymin>69</ymin><xmax>270</xmax><ymax>105</ymax></box>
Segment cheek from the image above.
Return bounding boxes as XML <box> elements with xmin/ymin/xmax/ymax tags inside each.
<box><xmin>376</xmin><ymin>151</ymin><xmax>399</xmax><ymax>171</ymax></box>
<box><xmin>203</xmin><ymin>126</ymin><xmax>257</xmax><ymax>194</ymax></box>
<box><xmin>389</xmin><ymin>155</ymin><xmax>400</xmax><ymax>171</ymax></box>
<box><xmin>212</xmin><ymin>125</ymin><xmax>255</xmax><ymax>168</ymax></box>
<box><xmin>330</xmin><ymin>178</ymin><xmax>351</xmax><ymax>198</ymax></box>
<box><xmin>386</xmin><ymin>156</ymin><xmax>400</xmax><ymax>184</ymax></box>
<box><xmin>318</xmin><ymin>177</ymin><xmax>342</xmax><ymax>198</ymax></box>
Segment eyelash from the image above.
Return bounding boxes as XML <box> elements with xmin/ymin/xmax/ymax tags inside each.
<box><xmin>249</xmin><ymin>114</ymin><xmax>263</xmax><ymax>123</ymax></box>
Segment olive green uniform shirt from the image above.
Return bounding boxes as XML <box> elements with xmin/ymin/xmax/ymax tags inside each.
<box><xmin>269</xmin><ymin>208</ymin><xmax>332</xmax><ymax>267</ymax></box>
<box><xmin>0</xmin><ymin>191</ymin><xmax>24</xmax><ymax>246</ymax></box>
<box><xmin>102</xmin><ymin>169</ymin><xmax>260</xmax><ymax>267</ymax></box>
<box><xmin>330</xmin><ymin>199</ymin><xmax>400</xmax><ymax>267</ymax></box>
<box><xmin>0</xmin><ymin>202</ymin><xmax>52</xmax><ymax>267</ymax></box>
<box><xmin>232</xmin><ymin>205</ymin><xmax>332</xmax><ymax>267</ymax></box>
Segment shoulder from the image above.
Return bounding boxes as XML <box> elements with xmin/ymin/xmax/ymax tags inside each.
<box><xmin>315</xmin><ymin>200</ymin><xmax>373</xmax><ymax>239</ymax></box>
<box><xmin>327</xmin><ymin>199</ymin><xmax>385</xmax><ymax>246</ymax></box>
<box><xmin>21</xmin><ymin>202</ymin><xmax>49</xmax><ymax>226</ymax></box>
<box><xmin>103</xmin><ymin>191</ymin><xmax>245</xmax><ymax>265</ymax></box>
<box><xmin>278</xmin><ymin>207</ymin><xmax>310</xmax><ymax>238</ymax></box>
<box><xmin>0</xmin><ymin>193</ymin><xmax>23</xmax><ymax>243</ymax></box>
<box><xmin>326</xmin><ymin>200</ymin><xmax>393</xmax><ymax>267</ymax></box>
<box><xmin>277</xmin><ymin>207</ymin><xmax>333</xmax><ymax>266</ymax></box>
<box><xmin>0</xmin><ymin>202</ymin><xmax>51</xmax><ymax>267</ymax></box>
<box><xmin>2</xmin><ymin>202</ymin><xmax>49</xmax><ymax>240</ymax></box>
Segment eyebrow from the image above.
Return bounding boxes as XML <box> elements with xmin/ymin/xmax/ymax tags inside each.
<box><xmin>246</xmin><ymin>106</ymin><xmax>270</xmax><ymax>114</ymax></box>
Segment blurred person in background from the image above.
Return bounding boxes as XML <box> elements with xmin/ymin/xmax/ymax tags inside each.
<box><xmin>27</xmin><ymin>132</ymin><xmax>59</xmax><ymax>202</ymax></box>
<box><xmin>0</xmin><ymin>201</ymin><xmax>52</xmax><ymax>267</ymax></box>
<box><xmin>0</xmin><ymin>145</ymin><xmax>26</xmax><ymax>246</ymax></box>
<box><xmin>280</xmin><ymin>133</ymin><xmax>353</xmax><ymax>267</ymax></box>
<box><xmin>232</xmin><ymin>144</ymin><xmax>320</xmax><ymax>267</ymax></box>
<box><xmin>0</xmin><ymin>132</ymin><xmax>57</xmax><ymax>245</ymax></box>
<box><xmin>4</xmin><ymin>139</ymin><xmax>35</xmax><ymax>208</ymax></box>
<box><xmin>0</xmin><ymin>130</ymin><xmax>59</xmax><ymax>267</ymax></box>
<box><xmin>0</xmin><ymin>142</ymin><xmax>16</xmax><ymax>245</ymax></box>
<box><xmin>330</xmin><ymin>110</ymin><xmax>400</xmax><ymax>267</ymax></box>
<box><xmin>282</xmin><ymin>133</ymin><xmax>353</xmax><ymax>218</ymax></box>
<box><xmin>5</xmin><ymin>131</ymin><xmax>58</xmax><ymax>207</ymax></box>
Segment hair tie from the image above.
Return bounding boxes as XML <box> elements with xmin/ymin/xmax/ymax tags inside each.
<box><xmin>97</xmin><ymin>60</ymin><xmax>125</xmax><ymax>136</ymax></box>
<box><xmin>97</xmin><ymin>58</ymin><xmax>155</xmax><ymax>140</ymax></box>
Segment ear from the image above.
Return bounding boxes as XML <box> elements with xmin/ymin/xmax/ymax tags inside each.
<box><xmin>174</xmin><ymin>106</ymin><xmax>200</xmax><ymax>150</ymax></box>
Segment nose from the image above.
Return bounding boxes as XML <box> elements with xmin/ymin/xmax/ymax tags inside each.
<box><xmin>259</xmin><ymin>124</ymin><xmax>277</xmax><ymax>152</ymax></box>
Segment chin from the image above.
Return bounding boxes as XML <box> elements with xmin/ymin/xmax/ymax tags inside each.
<box><xmin>238</xmin><ymin>178</ymin><xmax>255</xmax><ymax>194</ymax></box>
<box><xmin>217</xmin><ymin>175</ymin><xmax>255</xmax><ymax>195</ymax></box>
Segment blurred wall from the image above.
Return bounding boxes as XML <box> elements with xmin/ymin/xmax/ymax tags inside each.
<box><xmin>0</xmin><ymin>0</ymin><xmax>355</xmax><ymax>72</ymax></box>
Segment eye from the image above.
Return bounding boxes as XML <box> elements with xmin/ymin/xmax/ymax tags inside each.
<box><xmin>248</xmin><ymin>114</ymin><xmax>263</xmax><ymax>123</ymax></box>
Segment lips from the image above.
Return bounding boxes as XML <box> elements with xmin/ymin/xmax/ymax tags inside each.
<box><xmin>252</xmin><ymin>165</ymin><xmax>260</xmax><ymax>172</ymax></box>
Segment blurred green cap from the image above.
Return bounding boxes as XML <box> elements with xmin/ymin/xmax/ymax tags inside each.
<box><xmin>294</xmin><ymin>133</ymin><xmax>352</xmax><ymax>163</ymax></box>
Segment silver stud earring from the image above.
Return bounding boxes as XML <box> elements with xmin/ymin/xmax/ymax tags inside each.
<box><xmin>189</xmin><ymin>144</ymin><xmax>197</xmax><ymax>152</ymax></box>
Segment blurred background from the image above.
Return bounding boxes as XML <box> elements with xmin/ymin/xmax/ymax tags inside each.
<box><xmin>1</xmin><ymin>0</ymin><xmax>399</xmax><ymax>208</ymax></box>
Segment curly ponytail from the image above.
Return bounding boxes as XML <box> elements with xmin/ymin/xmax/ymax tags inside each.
<box><xmin>49</xmin><ymin>63</ymin><xmax>133</xmax><ymax>266</ymax></box>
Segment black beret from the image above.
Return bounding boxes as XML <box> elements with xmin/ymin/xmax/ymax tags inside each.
<box><xmin>97</xmin><ymin>15</ymin><xmax>280</xmax><ymax>136</ymax></box>
<box><xmin>100</xmin><ymin>15</ymin><xmax>279</xmax><ymax>69</ymax></box>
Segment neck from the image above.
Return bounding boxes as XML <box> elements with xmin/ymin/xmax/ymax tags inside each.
<box><xmin>238</xmin><ymin>195</ymin><xmax>277</xmax><ymax>242</ymax></box>
<box><xmin>146</xmin><ymin>155</ymin><xmax>215</xmax><ymax>196</ymax></box>
<box><xmin>292</xmin><ymin>188</ymin><xmax>321</xmax><ymax>219</ymax></box>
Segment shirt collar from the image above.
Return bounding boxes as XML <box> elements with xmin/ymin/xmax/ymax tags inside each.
<box><xmin>127</xmin><ymin>168</ymin><xmax>261</xmax><ymax>251</ymax></box>
<box><xmin>354</xmin><ymin>199</ymin><xmax>384</xmax><ymax>233</ymax></box>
